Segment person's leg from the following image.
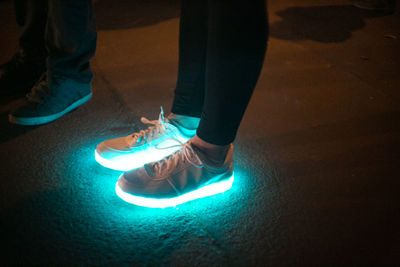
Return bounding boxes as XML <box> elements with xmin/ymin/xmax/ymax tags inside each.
<box><xmin>114</xmin><ymin>0</ymin><xmax>268</xmax><ymax>207</ymax></box>
<box><xmin>9</xmin><ymin>0</ymin><xmax>97</xmax><ymax>125</ymax></box>
<box><xmin>46</xmin><ymin>0</ymin><xmax>97</xmax><ymax>83</ymax></box>
<box><xmin>0</xmin><ymin>0</ymin><xmax>47</xmax><ymax>98</ymax></box>
<box><xmin>195</xmin><ymin>0</ymin><xmax>268</xmax><ymax>148</ymax></box>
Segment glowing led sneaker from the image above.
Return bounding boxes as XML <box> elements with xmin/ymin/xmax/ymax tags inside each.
<box><xmin>95</xmin><ymin>108</ymin><xmax>196</xmax><ymax>171</ymax></box>
<box><xmin>115</xmin><ymin>141</ymin><xmax>234</xmax><ymax>208</ymax></box>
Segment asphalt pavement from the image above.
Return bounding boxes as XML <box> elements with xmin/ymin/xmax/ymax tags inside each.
<box><xmin>0</xmin><ymin>0</ymin><xmax>399</xmax><ymax>265</ymax></box>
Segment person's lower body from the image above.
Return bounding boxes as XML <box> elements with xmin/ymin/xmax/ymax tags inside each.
<box><xmin>96</xmin><ymin>0</ymin><xmax>268</xmax><ymax>207</ymax></box>
<box><xmin>5</xmin><ymin>0</ymin><xmax>97</xmax><ymax>125</ymax></box>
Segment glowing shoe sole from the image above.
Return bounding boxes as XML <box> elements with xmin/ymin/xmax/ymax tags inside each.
<box><xmin>115</xmin><ymin>173</ymin><xmax>234</xmax><ymax>208</ymax></box>
<box><xmin>95</xmin><ymin>133</ymin><xmax>191</xmax><ymax>172</ymax></box>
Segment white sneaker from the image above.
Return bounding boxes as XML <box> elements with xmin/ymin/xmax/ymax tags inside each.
<box><xmin>95</xmin><ymin>108</ymin><xmax>196</xmax><ymax>171</ymax></box>
<box><xmin>116</xmin><ymin>140</ymin><xmax>234</xmax><ymax>208</ymax></box>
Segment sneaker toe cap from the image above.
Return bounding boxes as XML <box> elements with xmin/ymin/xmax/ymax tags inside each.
<box><xmin>10</xmin><ymin>101</ymin><xmax>38</xmax><ymax>117</ymax></box>
<box><xmin>118</xmin><ymin>168</ymin><xmax>150</xmax><ymax>193</ymax></box>
<box><xmin>96</xmin><ymin>136</ymin><xmax>134</xmax><ymax>158</ymax></box>
<box><xmin>118</xmin><ymin>169</ymin><xmax>178</xmax><ymax>198</ymax></box>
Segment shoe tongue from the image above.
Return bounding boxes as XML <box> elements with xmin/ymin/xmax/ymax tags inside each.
<box><xmin>143</xmin><ymin>148</ymin><xmax>180</xmax><ymax>176</ymax></box>
<box><xmin>189</xmin><ymin>143</ymin><xmax>212</xmax><ymax>165</ymax></box>
<box><xmin>144</xmin><ymin>143</ymin><xmax>202</xmax><ymax>176</ymax></box>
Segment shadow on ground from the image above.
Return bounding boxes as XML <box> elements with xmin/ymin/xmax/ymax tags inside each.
<box><xmin>0</xmin><ymin>156</ymin><xmax>251</xmax><ymax>265</ymax></box>
<box><xmin>270</xmin><ymin>5</ymin><xmax>391</xmax><ymax>42</ymax></box>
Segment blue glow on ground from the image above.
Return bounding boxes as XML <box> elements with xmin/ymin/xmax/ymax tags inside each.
<box><xmin>95</xmin><ymin>135</ymin><xmax>189</xmax><ymax>171</ymax></box>
<box><xmin>115</xmin><ymin>174</ymin><xmax>235</xmax><ymax>208</ymax></box>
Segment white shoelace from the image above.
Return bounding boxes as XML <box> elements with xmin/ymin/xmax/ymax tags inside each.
<box><xmin>150</xmin><ymin>140</ymin><xmax>202</xmax><ymax>176</ymax></box>
<box><xmin>132</xmin><ymin>107</ymin><xmax>167</xmax><ymax>144</ymax></box>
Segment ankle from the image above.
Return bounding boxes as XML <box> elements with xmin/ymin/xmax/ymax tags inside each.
<box><xmin>191</xmin><ymin>135</ymin><xmax>230</xmax><ymax>165</ymax></box>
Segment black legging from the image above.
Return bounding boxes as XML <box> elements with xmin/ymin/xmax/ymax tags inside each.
<box><xmin>171</xmin><ymin>0</ymin><xmax>268</xmax><ymax>146</ymax></box>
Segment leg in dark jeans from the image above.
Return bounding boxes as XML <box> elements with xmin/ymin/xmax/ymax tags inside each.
<box><xmin>46</xmin><ymin>0</ymin><xmax>97</xmax><ymax>83</ymax></box>
<box><xmin>2</xmin><ymin>0</ymin><xmax>96</xmax><ymax>97</ymax></box>
<box><xmin>15</xmin><ymin>0</ymin><xmax>97</xmax><ymax>82</ymax></box>
<box><xmin>8</xmin><ymin>0</ymin><xmax>97</xmax><ymax>125</ymax></box>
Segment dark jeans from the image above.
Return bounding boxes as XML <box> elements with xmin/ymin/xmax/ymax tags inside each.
<box><xmin>15</xmin><ymin>0</ymin><xmax>97</xmax><ymax>83</ymax></box>
<box><xmin>171</xmin><ymin>0</ymin><xmax>268</xmax><ymax>146</ymax></box>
